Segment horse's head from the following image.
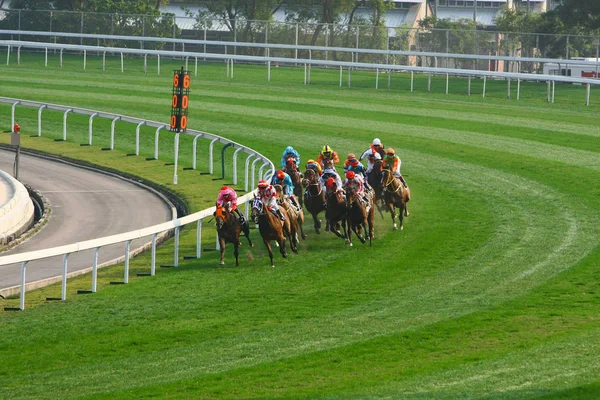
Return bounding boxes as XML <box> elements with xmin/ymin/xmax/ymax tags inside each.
<box><xmin>273</xmin><ymin>184</ymin><xmax>284</xmax><ymax>203</ymax></box>
<box><xmin>303</xmin><ymin>168</ymin><xmax>317</xmax><ymax>184</ymax></box>
<box><xmin>251</xmin><ymin>198</ymin><xmax>264</xmax><ymax>222</ymax></box>
<box><xmin>373</xmin><ymin>159</ymin><xmax>383</xmax><ymax>173</ymax></box>
<box><xmin>215</xmin><ymin>205</ymin><xmax>228</xmax><ymax>229</ymax></box>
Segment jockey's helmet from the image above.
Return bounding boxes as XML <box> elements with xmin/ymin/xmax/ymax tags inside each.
<box><xmin>258</xmin><ymin>180</ymin><xmax>268</xmax><ymax>188</ymax></box>
<box><xmin>326</xmin><ymin>177</ymin><xmax>335</xmax><ymax>187</ymax></box>
<box><xmin>306</xmin><ymin>159</ymin><xmax>315</xmax><ymax>165</ymax></box>
<box><xmin>347</xmin><ymin>153</ymin><xmax>356</xmax><ymax>160</ymax></box>
<box><xmin>386</xmin><ymin>148</ymin><xmax>395</xmax><ymax>156</ymax></box>
<box><xmin>276</xmin><ymin>170</ymin><xmax>285</xmax><ymax>180</ymax></box>
<box><xmin>285</xmin><ymin>146</ymin><xmax>294</xmax><ymax>153</ymax></box>
<box><xmin>322</xmin><ymin>145</ymin><xmax>332</xmax><ymax>156</ymax></box>
<box><xmin>221</xmin><ymin>186</ymin><xmax>229</xmax><ymax>191</ymax></box>
<box><xmin>346</xmin><ymin>170</ymin><xmax>356</xmax><ymax>179</ymax></box>
<box><xmin>349</xmin><ymin>159</ymin><xmax>359</xmax><ymax>167</ymax></box>
<box><xmin>373</xmin><ymin>138</ymin><xmax>382</xmax><ymax>146</ymax></box>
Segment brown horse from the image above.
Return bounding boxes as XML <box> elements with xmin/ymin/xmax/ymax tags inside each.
<box><xmin>367</xmin><ymin>159</ymin><xmax>386</xmax><ymax>219</ymax></box>
<box><xmin>380</xmin><ymin>166</ymin><xmax>411</xmax><ymax>230</ymax></box>
<box><xmin>302</xmin><ymin>168</ymin><xmax>326</xmax><ymax>234</ymax></box>
<box><xmin>251</xmin><ymin>198</ymin><xmax>291</xmax><ymax>267</ymax></box>
<box><xmin>345</xmin><ymin>186</ymin><xmax>374</xmax><ymax>247</ymax></box>
<box><xmin>274</xmin><ymin>184</ymin><xmax>306</xmax><ymax>247</ymax></box>
<box><xmin>284</xmin><ymin>158</ymin><xmax>304</xmax><ymax>209</ymax></box>
<box><xmin>215</xmin><ymin>205</ymin><xmax>254</xmax><ymax>266</ymax></box>
<box><xmin>325</xmin><ymin>181</ymin><xmax>348</xmax><ymax>239</ymax></box>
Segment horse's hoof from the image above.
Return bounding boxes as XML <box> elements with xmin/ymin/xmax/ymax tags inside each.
<box><xmin>250</xmin><ymin>243</ymin><xmax>255</xmax><ymax>248</ymax></box>
<box><xmin>349</xmin><ymin>242</ymin><xmax>353</xmax><ymax>247</ymax></box>
<box><xmin>272</xmin><ymin>265</ymin><xmax>275</xmax><ymax>268</ymax></box>
<box><xmin>400</xmin><ymin>226</ymin><xmax>404</xmax><ymax>230</ymax></box>
<box><xmin>275</xmin><ymin>242</ymin><xmax>280</xmax><ymax>247</ymax></box>
<box><xmin>220</xmin><ymin>261</ymin><xmax>225</xmax><ymax>265</ymax></box>
<box><xmin>405</xmin><ymin>211</ymin><xmax>409</xmax><ymax>217</ymax></box>
<box><xmin>393</xmin><ymin>224</ymin><xmax>398</xmax><ymax>230</ymax></box>
<box><xmin>283</xmin><ymin>253</ymin><xmax>288</xmax><ymax>258</ymax></box>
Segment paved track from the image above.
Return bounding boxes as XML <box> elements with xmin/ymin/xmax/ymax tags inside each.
<box><xmin>0</xmin><ymin>149</ymin><xmax>173</xmax><ymax>292</ymax></box>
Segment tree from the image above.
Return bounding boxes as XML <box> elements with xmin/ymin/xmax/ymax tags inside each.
<box><xmin>556</xmin><ymin>0</ymin><xmax>600</xmax><ymax>32</ymax></box>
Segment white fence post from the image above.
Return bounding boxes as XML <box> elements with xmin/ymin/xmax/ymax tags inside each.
<box><xmin>11</xmin><ymin>101</ymin><xmax>20</xmax><ymax>130</ymax></box>
<box><xmin>483</xmin><ymin>76</ymin><xmax>487</xmax><ymax>98</ymax></box>
<box><xmin>6</xmin><ymin>45</ymin><xmax>10</xmax><ymax>65</ymax></box>
<box><xmin>258</xmin><ymin>163</ymin><xmax>268</xmax><ymax>181</ymax></box>
<box><xmin>45</xmin><ymin>47</ymin><xmax>48</xmax><ymax>67</ymax></box>
<box><xmin>174</xmin><ymin>227</ymin><xmax>180</xmax><ymax>267</ymax></box>
<box><xmin>120</xmin><ymin>52</ymin><xmax>124</xmax><ymax>73</ymax></box>
<box><xmin>517</xmin><ymin>79</ymin><xmax>521</xmax><ymax>100</ymax></box>
<box><xmin>209</xmin><ymin>138</ymin><xmax>219</xmax><ymax>174</ymax></box>
<box><xmin>151</xmin><ymin>233</ymin><xmax>157</xmax><ymax>276</ymax></box>
<box><xmin>37</xmin><ymin>105</ymin><xmax>46</xmax><ymax>136</ymax></box>
<box><xmin>233</xmin><ymin>147</ymin><xmax>243</xmax><ymax>185</ymax></box>
<box><xmin>17</xmin><ymin>46</ymin><xmax>20</xmax><ymax>65</ymax></box>
<box><xmin>154</xmin><ymin>125</ymin><xmax>166</xmax><ymax>160</ymax></box>
<box><xmin>62</xmin><ymin>109</ymin><xmax>72</xmax><ymax>141</ymax></box>
<box><xmin>92</xmin><ymin>247</ymin><xmax>99</xmax><ymax>292</ymax></box>
<box><xmin>586</xmin><ymin>83</ymin><xmax>591</xmax><ymax>106</ymax></box>
<box><xmin>59</xmin><ymin>48</ymin><xmax>63</xmax><ymax>68</ymax></box>
<box><xmin>61</xmin><ymin>253</ymin><xmax>69</xmax><ymax>301</ymax></box>
<box><xmin>375</xmin><ymin>68</ymin><xmax>379</xmax><ymax>89</ymax></box>
<box><xmin>173</xmin><ymin>132</ymin><xmax>180</xmax><ymax>185</ymax></box>
<box><xmin>196</xmin><ymin>220</ymin><xmax>202</xmax><ymax>259</ymax></box>
<box><xmin>251</xmin><ymin>158</ymin><xmax>261</xmax><ymax>190</ymax></box>
<box><xmin>157</xmin><ymin>54</ymin><xmax>160</xmax><ymax>74</ymax></box>
<box><xmin>83</xmin><ymin>49</ymin><xmax>86</xmax><ymax>70</ymax></box>
<box><xmin>411</xmin><ymin>71</ymin><xmax>414</xmax><ymax>92</ymax></box>
<box><xmin>19</xmin><ymin>261</ymin><xmax>27</xmax><ymax>310</ymax></box>
<box><xmin>135</xmin><ymin>121</ymin><xmax>145</xmax><ymax>156</ymax></box>
<box><xmin>88</xmin><ymin>112</ymin><xmax>98</xmax><ymax>145</ymax></box>
<box><xmin>244</xmin><ymin>154</ymin><xmax>256</xmax><ymax>191</ymax></box>
<box><xmin>192</xmin><ymin>134</ymin><xmax>203</xmax><ymax>170</ymax></box>
<box><xmin>124</xmin><ymin>240</ymin><xmax>131</xmax><ymax>284</ymax></box>
<box><xmin>109</xmin><ymin>116</ymin><xmax>120</xmax><ymax>150</ymax></box>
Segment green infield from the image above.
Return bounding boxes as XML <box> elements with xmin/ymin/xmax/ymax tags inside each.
<box><xmin>0</xmin><ymin>53</ymin><xmax>599</xmax><ymax>399</ymax></box>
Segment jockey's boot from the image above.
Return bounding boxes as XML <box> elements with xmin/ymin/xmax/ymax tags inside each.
<box><xmin>276</xmin><ymin>209</ymin><xmax>286</xmax><ymax>221</ymax></box>
<box><xmin>291</xmin><ymin>196</ymin><xmax>301</xmax><ymax>211</ymax></box>
<box><xmin>399</xmin><ymin>176</ymin><xmax>408</xmax><ymax>188</ymax></box>
<box><xmin>234</xmin><ymin>208</ymin><xmax>245</xmax><ymax>224</ymax></box>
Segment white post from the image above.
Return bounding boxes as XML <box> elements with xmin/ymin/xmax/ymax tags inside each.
<box><xmin>446</xmin><ymin>73</ymin><xmax>449</xmax><ymax>95</ymax></box>
<box><xmin>83</xmin><ymin>49</ymin><xmax>86</xmax><ymax>70</ymax></box>
<box><xmin>209</xmin><ymin>138</ymin><xmax>219</xmax><ymax>174</ymax></box>
<box><xmin>173</xmin><ymin>133</ymin><xmax>180</xmax><ymax>185</ymax></box>
<box><xmin>586</xmin><ymin>83</ymin><xmax>591</xmax><ymax>106</ymax></box>
<box><xmin>233</xmin><ymin>147</ymin><xmax>243</xmax><ymax>185</ymax></box>
<box><xmin>174</xmin><ymin>227</ymin><xmax>180</xmax><ymax>267</ymax></box>
<box><xmin>226</xmin><ymin>59</ymin><xmax>230</xmax><ymax>79</ymax></box>
<box><xmin>6</xmin><ymin>45</ymin><xmax>10</xmax><ymax>65</ymax></box>
<box><xmin>124</xmin><ymin>240</ymin><xmax>131</xmax><ymax>284</ymax></box>
<box><xmin>92</xmin><ymin>247</ymin><xmax>99</xmax><ymax>293</ymax></box>
<box><xmin>468</xmin><ymin>76</ymin><xmax>471</xmax><ymax>96</ymax></box>
<box><xmin>304</xmin><ymin>63</ymin><xmax>307</xmax><ymax>85</ymax></box>
<box><xmin>135</xmin><ymin>121</ymin><xmax>145</xmax><ymax>156</ymax></box>
<box><xmin>120</xmin><ymin>52</ymin><xmax>124</xmax><ymax>73</ymax></box>
<box><xmin>308</xmin><ymin>50</ymin><xmax>311</xmax><ymax>84</ymax></box>
<box><xmin>483</xmin><ymin>76</ymin><xmax>487</xmax><ymax>98</ymax></box>
<box><xmin>37</xmin><ymin>105</ymin><xmax>46</xmax><ymax>137</ymax></box>
<box><xmin>185</xmin><ymin>56</ymin><xmax>189</xmax><ymax>71</ymax></box>
<box><xmin>339</xmin><ymin>66</ymin><xmax>343</xmax><ymax>87</ymax></box>
<box><xmin>216</xmin><ymin>233</ymin><xmax>220</xmax><ymax>251</ymax></box>
<box><xmin>192</xmin><ymin>134</ymin><xmax>203</xmax><ymax>170</ymax></box>
<box><xmin>143</xmin><ymin>54</ymin><xmax>147</xmax><ymax>73</ymax></box>
<box><xmin>45</xmin><ymin>47</ymin><xmax>48</xmax><ymax>67</ymax></box>
<box><xmin>376</xmin><ymin>68</ymin><xmax>379</xmax><ymax>89</ymax></box>
<box><xmin>19</xmin><ymin>261</ymin><xmax>27</xmax><ymax>310</ymax></box>
<box><xmin>411</xmin><ymin>71</ymin><xmax>414</xmax><ymax>92</ymax></box>
<box><xmin>547</xmin><ymin>81</ymin><xmax>551</xmax><ymax>103</ymax></box>
<box><xmin>517</xmin><ymin>79</ymin><xmax>521</xmax><ymax>100</ymax></box>
<box><xmin>151</xmin><ymin>233</ymin><xmax>157</xmax><ymax>276</ymax></box>
<box><xmin>11</xmin><ymin>101</ymin><xmax>20</xmax><ymax>130</ymax></box>
<box><xmin>245</xmin><ymin>154</ymin><xmax>256</xmax><ymax>191</ymax></box>
<box><xmin>507</xmin><ymin>79</ymin><xmax>511</xmax><ymax>99</ymax></box>
<box><xmin>17</xmin><ymin>46</ymin><xmax>20</xmax><ymax>65</ymax></box>
<box><xmin>60</xmin><ymin>48</ymin><xmax>63</xmax><ymax>68</ymax></box>
<box><xmin>88</xmin><ymin>113</ymin><xmax>98</xmax><ymax>145</ymax></box>
<box><xmin>230</xmin><ymin>59</ymin><xmax>234</xmax><ymax>79</ymax></box>
<box><xmin>102</xmin><ymin>52</ymin><xmax>106</xmax><ymax>71</ymax></box>
<box><xmin>157</xmin><ymin>54</ymin><xmax>161</xmax><ymax>75</ymax></box>
<box><xmin>154</xmin><ymin>125</ymin><xmax>166</xmax><ymax>160</ymax></box>
<box><xmin>251</xmin><ymin>158</ymin><xmax>261</xmax><ymax>190</ymax></box>
<box><xmin>258</xmin><ymin>163</ymin><xmax>268</xmax><ymax>181</ymax></box>
<box><xmin>196</xmin><ymin>220</ymin><xmax>202</xmax><ymax>259</ymax></box>
<box><xmin>268</xmin><ymin>60</ymin><xmax>271</xmax><ymax>81</ymax></box>
<box><xmin>195</xmin><ymin>57</ymin><xmax>198</xmax><ymax>77</ymax></box>
<box><xmin>109</xmin><ymin>116</ymin><xmax>120</xmax><ymax>150</ymax></box>
<box><xmin>552</xmin><ymin>80</ymin><xmax>555</xmax><ymax>104</ymax></box>
<box><xmin>63</xmin><ymin>109</ymin><xmax>72</xmax><ymax>141</ymax></box>
<box><xmin>61</xmin><ymin>253</ymin><xmax>69</xmax><ymax>301</ymax></box>
<box><xmin>428</xmin><ymin>74</ymin><xmax>431</xmax><ymax>92</ymax></box>
<box><xmin>349</xmin><ymin>66</ymin><xmax>352</xmax><ymax>88</ymax></box>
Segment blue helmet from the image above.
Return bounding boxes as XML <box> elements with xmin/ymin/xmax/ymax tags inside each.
<box><xmin>285</xmin><ymin>146</ymin><xmax>294</xmax><ymax>153</ymax></box>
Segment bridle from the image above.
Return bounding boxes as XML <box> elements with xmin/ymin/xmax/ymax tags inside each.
<box><xmin>381</xmin><ymin>169</ymin><xmax>401</xmax><ymax>193</ymax></box>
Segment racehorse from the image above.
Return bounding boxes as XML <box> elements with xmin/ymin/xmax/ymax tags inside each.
<box><xmin>215</xmin><ymin>205</ymin><xmax>254</xmax><ymax>266</ymax></box>
<box><xmin>324</xmin><ymin>180</ymin><xmax>348</xmax><ymax>240</ymax></box>
<box><xmin>345</xmin><ymin>186</ymin><xmax>374</xmax><ymax>247</ymax></box>
<box><xmin>274</xmin><ymin>184</ymin><xmax>306</xmax><ymax>247</ymax></box>
<box><xmin>367</xmin><ymin>159</ymin><xmax>386</xmax><ymax>219</ymax></box>
<box><xmin>284</xmin><ymin>158</ymin><xmax>304</xmax><ymax>209</ymax></box>
<box><xmin>301</xmin><ymin>168</ymin><xmax>326</xmax><ymax>234</ymax></box>
<box><xmin>381</xmin><ymin>166</ymin><xmax>410</xmax><ymax>230</ymax></box>
<box><xmin>251</xmin><ymin>198</ymin><xmax>292</xmax><ymax>267</ymax></box>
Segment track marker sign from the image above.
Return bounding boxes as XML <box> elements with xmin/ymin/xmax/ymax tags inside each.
<box><xmin>170</xmin><ymin>67</ymin><xmax>190</xmax><ymax>132</ymax></box>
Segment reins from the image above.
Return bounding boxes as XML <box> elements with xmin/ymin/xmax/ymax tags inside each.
<box><xmin>382</xmin><ymin>170</ymin><xmax>402</xmax><ymax>193</ymax></box>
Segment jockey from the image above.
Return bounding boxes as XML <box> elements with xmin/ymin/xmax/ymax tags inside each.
<box><xmin>305</xmin><ymin>159</ymin><xmax>322</xmax><ymax>176</ymax></box>
<box><xmin>343</xmin><ymin>170</ymin><xmax>370</xmax><ymax>205</ymax></box>
<box><xmin>344</xmin><ymin>153</ymin><xmax>372</xmax><ymax>193</ymax></box>
<box><xmin>360</xmin><ymin>138</ymin><xmax>386</xmax><ymax>164</ymax></box>
<box><xmin>217</xmin><ymin>186</ymin><xmax>245</xmax><ymax>222</ymax></box>
<box><xmin>319</xmin><ymin>161</ymin><xmax>342</xmax><ymax>192</ymax></box>
<box><xmin>362</xmin><ymin>151</ymin><xmax>382</xmax><ymax>178</ymax></box>
<box><xmin>257</xmin><ymin>180</ymin><xmax>285</xmax><ymax>220</ymax></box>
<box><xmin>382</xmin><ymin>148</ymin><xmax>408</xmax><ymax>188</ymax></box>
<box><xmin>281</xmin><ymin>146</ymin><xmax>300</xmax><ymax>168</ymax></box>
<box><xmin>271</xmin><ymin>170</ymin><xmax>301</xmax><ymax>211</ymax></box>
<box><xmin>317</xmin><ymin>144</ymin><xmax>340</xmax><ymax>167</ymax></box>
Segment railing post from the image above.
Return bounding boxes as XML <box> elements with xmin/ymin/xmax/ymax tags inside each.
<box><xmin>154</xmin><ymin>125</ymin><xmax>166</xmax><ymax>160</ymax></box>
<box><xmin>196</xmin><ymin>219</ymin><xmax>202</xmax><ymax>258</ymax></box>
<box><xmin>517</xmin><ymin>79</ymin><xmax>521</xmax><ymax>100</ymax></box>
<box><xmin>468</xmin><ymin>76</ymin><xmax>471</xmax><ymax>96</ymax></box>
<box><xmin>244</xmin><ymin>154</ymin><xmax>256</xmax><ymax>191</ymax></box>
<box><xmin>251</xmin><ymin>158</ymin><xmax>261</xmax><ymax>190</ymax></box>
<box><xmin>88</xmin><ymin>112</ymin><xmax>98</xmax><ymax>145</ymax></box>
<box><xmin>83</xmin><ymin>49</ymin><xmax>86</xmax><ymax>70</ymax></box>
<box><xmin>19</xmin><ymin>261</ymin><xmax>27</xmax><ymax>310</ymax></box>
<box><xmin>195</xmin><ymin>56</ymin><xmax>198</xmax><ymax>77</ymax></box>
<box><xmin>143</xmin><ymin>54</ymin><xmax>147</xmax><ymax>73</ymax></box>
<box><xmin>233</xmin><ymin>147</ymin><xmax>243</xmax><ymax>185</ymax></box>
<box><xmin>11</xmin><ymin>101</ymin><xmax>20</xmax><ymax>130</ymax></box>
<box><xmin>339</xmin><ymin>66</ymin><xmax>343</xmax><ymax>87</ymax></box>
<box><xmin>192</xmin><ymin>134</ymin><xmax>203</xmax><ymax>170</ymax></box>
<box><xmin>586</xmin><ymin>83</ymin><xmax>591</xmax><ymax>106</ymax></box>
<box><xmin>258</xmin><ymin>162</ymin><xmax>268</xmax><ymax>181</ymax></box>
<box><xmin>173</xmin><ymin>132</ymin><xmax>180</xmax><ymax>185</ymax></box>
<box><xmin>5</xmin><ymin>45</ymin><xmax>10</xmax><ymax>65</ymax></box>
<box><xmin>102</xmin><ymin>52</ymin><xmax>106</xmax><ymax>71</ymax></box>
<box><xmin>427</xmin><ymin>73</ymin><xmax>431</xmax><ymax>92</ymax></box>
<box><xmin>209</xmin><ymin>138</ymin><xmax>219</xmax><ymax>174</ymax></box>
<box><xmin>157</xmin><ymin>54</ymin><xmax>161</xmax><ymax>75</ymax></box>
<box><xmin>507</xmin><ymin>78</ymin><xmax>511</xmax><ymax>99</ymax></box>
<box><xmin>110</xmin><ymin>116</ymin><xmax>120</xmax><ymax>150</ymax></box>
<box><xmin>135</xmin><ymin>121</ymin><xmax>145</xmax><ymax>156</ymax></box>
<box><xmin>37</xmin><ymin>105</ymin><xmax>46</xmax><ymax>136</ymax></box>
<box><xmin>124</xmin><ymin>240</ymin><xmax>131</xmax><ymax>284</ymax></box>
<box><xmin>17</xmin><ymin>46</ymin><xmax>20</xmax><ymax>65</ymax></box>
<box><xmin>92</xmin><ymin>247</ymin><xmax>99</xmax><ymax>292</ymax></box>
<box><xmin>411</xmin><ymin>71</ymin><xmax>414</xmax><ymax>92</ymax></box>
<box><xmin>445</xmin><ymin>73</ymin><xmax>449</xmax><ymax>95</ymax></box>
<box><xmin>174</xmin><ymin>227</ymin><xmax>180</xmax><ymax>267</ymax></box>
<box><xmin>62</xmin><ymin>109</ymin><xmax>72</xmax><ymax>141</ymax></box>
<box><xmin>151</xmin><ymin>233</ymin><xmax>157</xmax><ymax>276</ymax></box>
<box><xmin>120</xmin><ymin>52</ymin><xmax>124</xmax><ymax>73</ymax></box>
<box><xmin>483</xmin><ymin>76</ymin><xmax>487</xmax><ymax>98</ymax></box>
<box><xmin>59</xmin><ymin>48</ymin><xmax>63</xmax><ymax>68</ymax></box>
<box><xmin>61</xmin><ymin>253</ymin><xmax>69</xmax><ymax>301</ymax></box>
<box><xmin>376</xmin><ymin>68</ymin><xmax>379</xmax><ymax>89</ymax></box>
<box><xmin>552</xmin><ymin>80</ymin><xmax>555</xmax><ymax>104</ymax></box>
<box><xmin>45</xmin><ymin>47</ymin><xmax>48</xmax><ymax>67</ymax></box>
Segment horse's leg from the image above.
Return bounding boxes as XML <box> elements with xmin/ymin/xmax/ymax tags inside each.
<box><xmin>311</xmin><ymin>211</ymin><xmax>321</xmax><ymax>234</ymax></box>
<box><xmin>346</xmin><ymin>218</ymin><xmax>353</xmax><ymax>246</ymax></box>
<box><xmin>278</xmin><ymin>233</ymin><xmax>288</xmax><ymax>258</ymax></box>
<box><xmin>233</xmin><ymin>241</ymin><xmax>240</xmax><ymax>267</ymax></box>
<box><xmin>289</xmin><ymin>219</ymin><xmax>299</xmax><ymax>253</ymax></box>
<box><xmin>360</xmin><ymin>222</ymin><xmax>368</xmax><ymax>243</ymax></box>
<box><xmin>264</xmin><ymin>238</ymin><xmax>275</xmax><ymax>267</ymax></box>
<box><xmin>404</xmin><ymin>188</ymin><xmax>410</xmax><ymax>216</ymax></box>
<box><xmin>368</xmin><ymin>208</ymin><xmax>375</xmax><ymax>246</ymax></box>
<box><xmin>298</xmin><ymin>211</ymin><xmax>307</xmax><ymax>240</ymax></box>
<box><xmin>219</xmin><ymin>236</ymin><xmax>226</xmax><ymax>265</ymax></box>
<box><xmin>387</xmin><ymin>201</ymin><xmax>398</xmax><ymax>230</ymax></box>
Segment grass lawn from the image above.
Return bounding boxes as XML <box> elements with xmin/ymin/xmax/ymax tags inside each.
<box><xmin>0</xmin><ymin>52</ymin><xmax>599</xmax><ymax>399</ymax></box>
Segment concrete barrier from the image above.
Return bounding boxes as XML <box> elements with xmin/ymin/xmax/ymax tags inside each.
<box><xmin>0</xmin><ymin>168</ymin><xmax>34</xmax><ymax>246</ymax></box>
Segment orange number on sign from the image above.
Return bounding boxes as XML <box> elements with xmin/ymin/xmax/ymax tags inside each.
<box><xmin>172</xmin><ymin>94</ymin><xmax>178</xmax><ymax>108</ymax></box>
<box><xmin>180</xmin><ymin>115</ymin><xmax>188</xmax><ymax>129</ymax></box>
<box><xmin>170</xmin><ymin>115</ymin><xmax>177</xmax><ymax>129</ymax></box>
<box><xmin>173</xmin><ymin>74</ymin><xmax>180</xmax><ymax>87</ymax></box>
<box><xmin>182</xmin><ymin>95</ymin><xmax>189</xmax><ymax>109</ymax></box>
<box><xmin>183</xmin><ymin>74</ymin><xmax>190</xmax><ymax>89</ymax></box>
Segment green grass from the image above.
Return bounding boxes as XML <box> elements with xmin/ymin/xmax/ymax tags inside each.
<box><xmin>0</xmin><ymin>52</ymin><xmax>599</xmax><ymax>399</ymax></box>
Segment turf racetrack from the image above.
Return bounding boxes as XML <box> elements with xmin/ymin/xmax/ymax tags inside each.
<box><xmin>1</xmin><ymin>53</ymin><xmax>600</xmax><ymax>399</ymax></box>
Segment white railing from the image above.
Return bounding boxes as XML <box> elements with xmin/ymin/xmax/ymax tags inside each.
<box><xmin>0</xmin><ymin>97</ymin><xmax>275</xmax><ymax>310</ymax></box>
<box><xmin>2</xmin><ymin>39</ymin><xmax>598</xmax><ymax>105</ymax></box>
